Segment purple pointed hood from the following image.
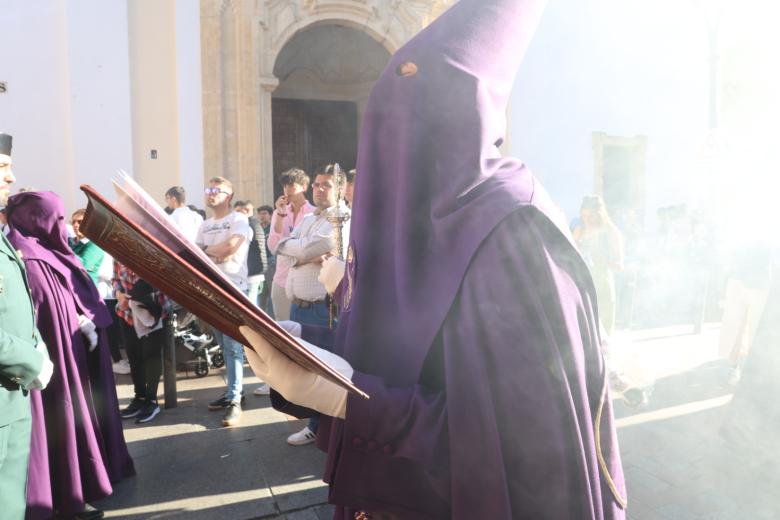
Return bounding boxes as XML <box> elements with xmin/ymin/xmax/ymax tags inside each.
<box><xmin>6</xmin><ymin>191</ymin><xmax>111</xmax><ymax>327</ymax></box>
<box><xmin>338</xmin><ymin>0</ymin><xmax>550</xmax><ymax>384</ymax></box>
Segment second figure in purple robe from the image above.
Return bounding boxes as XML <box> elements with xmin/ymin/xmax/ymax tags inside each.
<box><xmin>6</xmin><ymin>191</ymin><xmax>134</xmax><ymax>520</ymax></box>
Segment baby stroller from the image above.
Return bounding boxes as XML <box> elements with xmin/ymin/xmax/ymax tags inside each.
<box><xmin>172</xmin><ymin>305</ymin><xmax>224</xmax><ymax>377</ymax></box>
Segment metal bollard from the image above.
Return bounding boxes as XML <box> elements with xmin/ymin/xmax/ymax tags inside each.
<box><xmin>163</xmin><ymin>316</ymin><xmax>177</xmax><ymax>408</ymax></box>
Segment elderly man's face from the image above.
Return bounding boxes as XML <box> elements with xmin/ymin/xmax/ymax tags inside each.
<box><xmin>0</xmin><ymin>154</ymin><xmax>15</xmax><ymax>207</ymax></box>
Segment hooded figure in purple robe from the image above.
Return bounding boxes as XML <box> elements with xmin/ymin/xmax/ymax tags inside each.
<box><xmin>252</xmin><ymin>0</ymin><xmax>627</xmax><ymax>517</ymax></box>
<box><xmin>5</xmin><ymin>191</ymin><xmax>134</xmax><ymax>519</ymax></box>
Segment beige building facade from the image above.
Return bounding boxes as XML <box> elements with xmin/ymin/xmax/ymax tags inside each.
<box><xmin>0</xmin><ymin>0</ymin><xmax>450</xmax><ymax>212</ymax></box>
<box><xmin>200</xmin><ymin>0</ymin><xmax>453</xmax><ymax>206</ymax></box>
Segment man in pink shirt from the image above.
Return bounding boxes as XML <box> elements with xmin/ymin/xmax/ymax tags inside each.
<box><xmin>267</xmin><ymin>168</ymin><xmax>315</xmax><ymax>321</ymax></box>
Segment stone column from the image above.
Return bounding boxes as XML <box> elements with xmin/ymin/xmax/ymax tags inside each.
<box><xmin>219</xmin><ymin>2</ymin><xmax>239</xmax><ymax>182</ymax></box>
<box><xmin>234</xmin><ymin>0</ymin><xmax>261</xmax><ymax>204</ymax></box>
<box><xmin>258</xmin><ymin>76</ymin><xmax>279</xmax><ymax>206</ymax></box>
<box><xmin>201</xmin><ymin>0</ymin><xmax>223</xmax><ymax>185</ymax></box>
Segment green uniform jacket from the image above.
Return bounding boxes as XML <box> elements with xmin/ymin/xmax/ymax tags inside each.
<box><xmin>0</xmin><ymin>233</ymin><xmax>43</xmax><ymax>427</ymax></box>
<box><xmin>71</xmin><ymin>239</ymin><xmax>105</xmax><ymax>286</ymax></box>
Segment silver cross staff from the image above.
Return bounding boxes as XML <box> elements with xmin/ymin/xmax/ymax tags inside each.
<box><xmin>326</xmin><ymin>163</ymin><xmax>351</xmax><ymax>260</ymax></box>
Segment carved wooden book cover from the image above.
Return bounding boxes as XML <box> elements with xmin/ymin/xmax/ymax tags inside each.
<box><xmin>79</xmin><ymin>183</ymin><xmax>366</xmax><ymax>398</ymax></box>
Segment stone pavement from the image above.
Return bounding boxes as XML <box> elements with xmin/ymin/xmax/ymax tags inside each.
<box><xmin>613</xmin><ymin>324</ymin><xmax>779</xmax><ymax>520</ymax></box>
<box><xmin>95</xmin><ymin>369</ymin><xmax>334</xmax><ymax>519</ymax></box>
<box><xmin>95</xmin><ymin>323</ymin><xmax>777</xmax><ymax>519</ymax></box>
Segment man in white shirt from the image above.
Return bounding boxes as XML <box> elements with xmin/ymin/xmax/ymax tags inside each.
<box><xmin>165</xmin><ymin>186</ymin><xmax>203</xmax><ymax>244</ymax></box>
<box><xmin>195</xmin><ymin>177</ymin><xmax>252</xmax><ymax>427</ymax></box>
<box><xmin>273</xmin><ymin>164</ymin><xmax>348</xmax><ymax>445</ymax></box>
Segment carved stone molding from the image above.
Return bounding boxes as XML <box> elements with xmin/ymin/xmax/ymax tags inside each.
<box><xmin>260</xmin><ymin>75</ymin><xmax>280</xmax><ymax>92</ymax></box>
<box><xmin>262</xmin><ymin>0</ymin><xmax>453</xmax><ymax>67</ymax></box>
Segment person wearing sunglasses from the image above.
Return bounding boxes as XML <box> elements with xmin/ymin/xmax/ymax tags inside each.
<box><xmin>196</xmin><ymin>177</ymin><xmax>253</xmax><ymax>427</ymax></box>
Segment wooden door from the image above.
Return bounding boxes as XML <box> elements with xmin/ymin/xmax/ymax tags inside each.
<box><xmin>272</xmin><ymin>99</ymin><xmax>358</xmax><ymax>199</ymax></box>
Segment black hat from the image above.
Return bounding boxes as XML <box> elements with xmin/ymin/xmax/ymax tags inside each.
<box><xmin>0</xmin><ymin>133</ymin><xmax>11</xmax><ymax>156</ymax></box>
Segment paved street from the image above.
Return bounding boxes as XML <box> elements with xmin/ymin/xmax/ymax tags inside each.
<box><xmin>614</xmin><ymin>324</ymin><xmax>778</xmax><ymax>520</ymax></box>
<box><xmin>96</xmin><ymin>369</ymin><xmax>334</xmax><ymax>519</ymax></box>
<box><xmin>96</xmin><ymin>323</ymin><xmax>778</xmax><ymax>519</ymax></box>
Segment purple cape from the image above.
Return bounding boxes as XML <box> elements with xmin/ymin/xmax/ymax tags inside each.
<box><xmin>6</xmin><ymin>191</ymin><xmax>134</xmax><ymax>518</ymax></box>
<box><xmin>275</xmin><ymin>0</ymin><xmax>627</xmax><ymax>517</ymax></box>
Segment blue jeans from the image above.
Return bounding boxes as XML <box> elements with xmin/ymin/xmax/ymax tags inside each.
<box><xmin>290</xmin><ymin>301</ymin><xmax>331</xmax><ymax>328</ymax></box>
<box><xmin>290</xmin><ymin>301</ymin><xmax>331</xmax><ymax>433</ymax></box>
<box><xmin>215</xmin><ymin>287</ymin><xmax>249</xmax><ymax>403</ymax></box>
<box><xmin>213</xmin><ymin>329</ymin><xmax>244</xmax><ymax>403</ymax></box>
<box><xmin>308</xmin><ymin>414</ymin><xmax>320</xmax><ymax>434</ymax></box>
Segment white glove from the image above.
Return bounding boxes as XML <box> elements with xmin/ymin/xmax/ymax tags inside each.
<box><xmin>78</xmin><ymin>314</ymin><xmax>99</xmax><ymax>352</ymax></box>
<box><xmin>240</xmin><ymin>325</ymin><xmax>352</xmax><ymax>419</ymax></box>
<box><xmin>28</xmin><ymin>342</ymin><xmax>54</xmax><ymax>390</ymax></box>
<box><xmin>277</xmin><ymin>320</ymin><xmax>302</xmax><ymax>337</ymax></box>
<box><xmin>318</xmin><ymin>257</ymin><xmax>346</xmax><ymax>294</ymax></box>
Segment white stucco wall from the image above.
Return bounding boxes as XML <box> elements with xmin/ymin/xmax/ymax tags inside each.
<box><xmin>510</xmin><ymin>0</ymin><xmax>710</xmax><ymax>221</ymax></box>
<box><xmin>66</xmin><ymin>0</ymin><xmax>134</xmax><ymax>210</ymax></box>
<box><xmin>175</xmin><ymin>0</ymin><xmax>205</xmax><ymax>206</ymax></box>
<box><xmin>0</xmin><ymin>0</ymin><xmax>133</xmax><ymax>213</ymax></box>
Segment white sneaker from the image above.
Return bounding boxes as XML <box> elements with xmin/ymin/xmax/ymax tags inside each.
<box><xmin>112</xmin><ymin>359</ymin><xmax>131</xmax><ymax>375</ymax></box>
<box><xmin>253</xmin><ymin>384</ymin><xmax>271</xmax><ymax>396</ymax></box>
<box><xmin>287</xmin><ymin>426</ymin><xmax>316</xmax><ymax>446</ymax></box>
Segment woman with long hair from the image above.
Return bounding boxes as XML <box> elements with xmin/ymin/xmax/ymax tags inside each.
<box><xmin>573</xmin><ymin>195</ymin><xmax>625</xmax><ymax>334</ymax></box>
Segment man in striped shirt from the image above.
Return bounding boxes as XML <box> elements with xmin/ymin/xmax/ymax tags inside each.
<box><xmin>272</xmin><ymin>164</ymin><xmax>348</xmax><ymax>446</ymax></box>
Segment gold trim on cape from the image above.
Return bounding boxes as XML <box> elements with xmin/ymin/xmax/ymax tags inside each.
<box><xmin>595</xmin><ymin>370</ymin><xmax>628</xmax><ymax>509</ymax></box>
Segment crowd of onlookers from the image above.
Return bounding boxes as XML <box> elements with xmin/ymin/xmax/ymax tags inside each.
<box><xmin>36</xmin><ymin>163</ymin><xmax>773</xmax><ymax>451</ymax></box>
<box><xmin>0</xmin><ymin>131</ymin><xmax>356</xmax><ymax>517</ymax></box>
<box><xmin>571</xmin><ymin>194</ymin><xmax>775</xmax><ymax>400</ymax></box>
<box><xmin>3</xmin><ymin>123</ymin><xmax>776</xmax><ymax>518</ymax></box>
<box><xmin>66</xmin><ymin>166</ymin><xmax>356</xmax><ymax>436</ymax></box>
<box><xmin>105</xmin><ymin>165</ymin><xmax>356</xmax><ymax>444</ymax></box>
<box><xmin>46</xmin><ymin>176</ymin><xmax>779</xmax><ymax>432</ymax></box>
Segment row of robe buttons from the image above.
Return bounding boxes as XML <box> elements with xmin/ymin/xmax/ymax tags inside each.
<box><xmin>351</xmin><ymin>436</ymin><xmax>394</xmax><ymax>455</ymax></box>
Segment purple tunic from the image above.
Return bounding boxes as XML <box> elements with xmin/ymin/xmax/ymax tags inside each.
<box><xmin>6</xmin><ymin>192</ymin><xmax>134</xmax><ymax>519</ymax></box>
<box><xmin>278</xmin><ymin>0</ymin><xmax>626</xmax><ymax>517</ymax></box>
<box><xmin>310</xmin><ymin>207</ymin><xmax>625</xmax><ymax>518</ymax></box>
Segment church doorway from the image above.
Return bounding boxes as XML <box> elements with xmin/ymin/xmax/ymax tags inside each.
<box><xmin>271</xmin><ymin>24</ymin><xmax>392</xmax><ymax>198</ymax></box>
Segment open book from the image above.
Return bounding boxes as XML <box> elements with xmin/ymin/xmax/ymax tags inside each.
<box><xmin>79</xmin><ymin>174</ymin><xmax>366</xmax><ymax>398</ymax></box>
